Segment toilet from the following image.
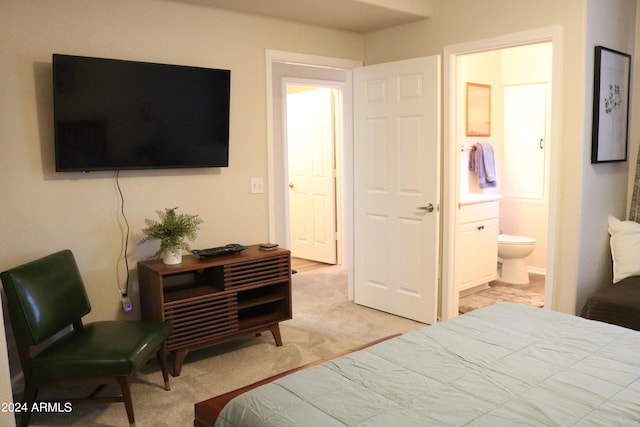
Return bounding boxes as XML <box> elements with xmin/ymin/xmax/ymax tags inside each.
<box><xmin>497</xmin><ymin>234</ymin><xmax>536</xmax><ymax>284</ymax></box>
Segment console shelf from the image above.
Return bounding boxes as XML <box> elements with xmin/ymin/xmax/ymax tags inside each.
<box><xmin>138</xmin><ymin>245</ymin><xmax>291</xmax><ymax>376</ymax></box>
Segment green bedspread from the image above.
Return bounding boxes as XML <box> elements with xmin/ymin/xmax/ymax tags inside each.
<box><xmin>216</xmin><ymin>303</ymin><xmax>640</xmax><ymax>426</ymax></box>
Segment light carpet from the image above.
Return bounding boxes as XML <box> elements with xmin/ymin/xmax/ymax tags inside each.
<box><xmin>287</xmin><ymin>265</ymin><xmax>424</xmax><ymax>342</ymax></box>
<box><xmin>17</xmin><ymin>265</ymin><xmax>423</xmax><ymax>427</ymax></box>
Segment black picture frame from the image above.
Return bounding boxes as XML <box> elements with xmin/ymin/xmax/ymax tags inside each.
<box><xmin>591</xmin><ymin>46</ymin><xmax>631</xmax><ymax>163</ymax></box>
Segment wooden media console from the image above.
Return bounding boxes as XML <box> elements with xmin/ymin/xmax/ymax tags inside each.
<box><xmin>138</xmin><ymin>245</ymin><xmax>291</xmax><ymax>376</ymax></box>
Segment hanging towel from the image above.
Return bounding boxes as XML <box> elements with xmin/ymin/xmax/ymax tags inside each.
<box><xmin>480</xmin><ymin>142</ymin><xmax>496</xmax><ymax>183</ymax></box>
<box><xmin>468</xmin><ymin>142</ymin><xmax>497</xmax><ymax>188</ymax></box>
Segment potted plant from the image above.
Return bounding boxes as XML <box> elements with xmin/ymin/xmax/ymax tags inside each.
<box><xmin>139</xmin><ymin>207</ymin><xmax>203</xmax><ymax>265</ymax></box>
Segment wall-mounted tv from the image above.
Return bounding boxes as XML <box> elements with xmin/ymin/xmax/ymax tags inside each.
<box><xmin>53</xmin><ymin>54</ymin><xmax>230</xmax><ymax>172</ymax></box>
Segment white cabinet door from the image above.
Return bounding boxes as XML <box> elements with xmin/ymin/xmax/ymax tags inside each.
<box><xmin>457</xmin><ymin>203</ymin><xmax>498</xmax><ymax>292</ymax></box>
<box><xmin>503</xmin><ymin>84</ymin><xmax>547</xmax><ymax>200</ymax></box>
<box><xmin>476</xmin><ymin>219</ymin><xmax>499</xmax><ymax>284</ymax></box>
<box><xmin>457</xmin><ymin>222</ymin><xmax>481</xmax><ymax>291</ymax></box>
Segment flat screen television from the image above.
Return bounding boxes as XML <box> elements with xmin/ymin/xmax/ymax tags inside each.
<box><xmin>52</xmin><ymin>54</ymin><xmax>230</xmax><ymax>172</ymax></box>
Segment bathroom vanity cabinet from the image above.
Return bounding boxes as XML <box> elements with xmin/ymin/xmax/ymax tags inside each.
<box><xmin>456</xmin><ymin>199</ymin><xmax>499</xmax><ymax>292</ymax></box>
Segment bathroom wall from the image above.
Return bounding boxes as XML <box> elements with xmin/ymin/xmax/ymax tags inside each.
<box><xmin>459</xmin><ymin>51</ymin><xmax>502</xmax><ymax>196</ymax></box>
<box><xmin>459</xmin><ymin>43</ymin><xmax>552</xmax><ymax>273</ymax></box>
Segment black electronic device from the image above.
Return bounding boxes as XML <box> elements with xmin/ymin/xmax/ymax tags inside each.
<box><xmin>53</xmin><ymin>54</ymin><xmax>230</xmax><ymax>172</ymax></box>
<box><xmin>192</xmin><ymin>244</ymin><xmax>248</xmax><ymax>259</ymax></box>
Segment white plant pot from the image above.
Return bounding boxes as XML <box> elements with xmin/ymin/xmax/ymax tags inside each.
<box><xmin>162</xmin><ymin>248</ymin><xmax>182</xmax><ymax>265</ymax></box>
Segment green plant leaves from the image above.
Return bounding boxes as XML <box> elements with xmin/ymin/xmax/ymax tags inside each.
<box><xmin>139</xmin><ymin>207</ymin><xmax>203</xmax><ymax>258</ymax></box>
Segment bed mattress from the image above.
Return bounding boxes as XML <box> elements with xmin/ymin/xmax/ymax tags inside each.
<box><xmin>213</xmin><ymin>303</ymin><xmax>640</xmax><ymax>426</ymax></box>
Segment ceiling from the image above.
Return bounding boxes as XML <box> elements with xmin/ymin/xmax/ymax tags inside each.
<box><xmin>168</xmin><ymin>0</ymin><xmax>432</xmax><ymax>33</ymax></box>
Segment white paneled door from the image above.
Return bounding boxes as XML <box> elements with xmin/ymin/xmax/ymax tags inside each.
<box><xmin>354</xmin><ymin>56</ymin><xmax>440</xmax><ymax>324</ymax></box>
<box><xmin>286</xmin><ymin>87</ymin><xmax>337</xmax><ymax>264</ymax></box>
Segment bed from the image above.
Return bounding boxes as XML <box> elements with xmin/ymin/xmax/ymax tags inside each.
<box><xmin>582</xmin><ymin>215</ymin><xmax>640</xmax><ymax>331</ymax></box>
<box><xmin>580</xmin><ymin>275</ymin><xmax>640</xmax><ymax>331</ymax></box>
<box><xmin>195</xmin><ymin>303</ymin><xmax>640</xmax><ymax>426</ymax></box>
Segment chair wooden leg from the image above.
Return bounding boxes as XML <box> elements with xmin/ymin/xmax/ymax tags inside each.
<box><xmin>19</xmin><ymin>382</ymin><xmax>38</xmax><ymax>427</ymax></box>
<box><xmin>117</xmin><ymin>377</ymin><xmax>135</xmax><ymax>427</ymax></box>
<box><xmin>158</xmin><ymin>344</ymin><xmax>170</xmax><ymax>391</ymax></box>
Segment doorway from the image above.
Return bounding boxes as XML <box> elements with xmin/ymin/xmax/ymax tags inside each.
<box><xmin>269</xmin><ymin>52</ymin><xmax>441</xmax><ymax>322</ymax></box>
<box><xmin>442</xmin><ymin>27</ymin><xmax>562</xmax><ymax>320</ymax></box>
<box><xmin>457</xmin><ymin>45</ymin><xmax>550</xmax><ymax>314</ymax></box>
<box><xmin>266</xmin><ymin>50</ymin><xmax>361</xmax><ymax>298</ymax></box>
<box><xmin>285</xmin><ymin>83</ymin><xmax>339</xmax><ymax>265</ymax></box>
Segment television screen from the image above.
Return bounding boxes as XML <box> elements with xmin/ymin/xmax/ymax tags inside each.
<box><xmin>53</xmin><ymin>54</ymin><xmax>230</xmax><ymax>172</ymax></box>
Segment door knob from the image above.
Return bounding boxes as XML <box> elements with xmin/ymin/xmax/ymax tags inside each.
<box><xmin>418</xmin><ymin>203</ymin><xmax>434</xmax><ymax>212</ymax></box>
<box><xmin>288</xmin><ymin>182</ymin><xmax>295</xmax><ymax>188</ymax></box>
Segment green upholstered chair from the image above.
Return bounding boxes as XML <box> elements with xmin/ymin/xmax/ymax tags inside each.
<box><xmin>1</xmin><ymin>250</ymin><xmax>173</xmax><ymax>427</ymax></box>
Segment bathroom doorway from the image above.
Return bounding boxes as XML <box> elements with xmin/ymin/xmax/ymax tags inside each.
<box><xmin>457</xmin><ymin>44</ymin><xmax>550</xmax><ymax>313</ymax></box>
<box><xmin>441</xmin><ymin>27</ymin><xmax>561</xmax><ymax>320</ymax></box>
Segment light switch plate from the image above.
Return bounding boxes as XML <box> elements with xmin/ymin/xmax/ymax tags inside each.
<box><xmin>250</xmin><ymin>177</ymin><xmax>264</xmax><ymax>194</ymax></box>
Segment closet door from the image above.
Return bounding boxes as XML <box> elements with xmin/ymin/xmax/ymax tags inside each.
<box><xmin>503</xmin><ymin>84</ymin><xmax>547</xmax><ymax>200</ymax></box>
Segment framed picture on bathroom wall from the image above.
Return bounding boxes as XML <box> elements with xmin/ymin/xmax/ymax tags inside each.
<box><xmin>466</xmin><ymin>82</ymin><xmax>491</xmax><ymax>137</ymax></box>
<box><xmin>591</xmin><ymin>46</ymin><xmax>631</xmax><ymax>163</ymax></box>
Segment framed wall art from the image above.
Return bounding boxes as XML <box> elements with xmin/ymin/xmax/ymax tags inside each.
<box><xmin>591</xmin><ymin>46</ymin><xmax>631</xmax><ymax>163</ymax></box>
<box><xmin>466</xmin><ymin>82</ymin><xmax>491</xmax><ymax>137</ymax></box>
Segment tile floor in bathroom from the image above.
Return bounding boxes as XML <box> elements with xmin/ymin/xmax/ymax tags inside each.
<box><xmin>494</xmin><ymin>272</ymin><xmax>545</xmax><ymax>294</ymax></box>
<box><xmin>459</xmin><ymin>272</ymin><xmax>546</xmax><ymax>314</ymax></box>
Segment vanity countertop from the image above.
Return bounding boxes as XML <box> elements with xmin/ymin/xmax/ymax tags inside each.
<box><xmin>459</xmin><ymin>193</ymin><xmax>503</xmax><ymax>206</ymax></box>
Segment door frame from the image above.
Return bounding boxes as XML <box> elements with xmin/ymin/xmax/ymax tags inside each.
<box><xmin>441</xmin><ymin>26</ymin><xmax>563</xmax><ymax>320</ymax></box>
<box><xmin>266</xmin><ymin>50</ymin><xmax>361</xmax><ymax>299</ymax></box>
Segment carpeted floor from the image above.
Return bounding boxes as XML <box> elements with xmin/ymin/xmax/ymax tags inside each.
<box><xmin>22</xmin><ymin>324</ymin><xmax>358</xmax><ymax>427</ymax></box>
<box><xmin>287</xmin><ymin>265</ymin><xmax>424</xmax><ymax>342</ymax></box>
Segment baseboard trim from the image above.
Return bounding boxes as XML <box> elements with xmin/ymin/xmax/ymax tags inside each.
<box><xmin>527</xmin><ymin>267</ymin><xmax>546</xmax><ymax>276</ymax></box>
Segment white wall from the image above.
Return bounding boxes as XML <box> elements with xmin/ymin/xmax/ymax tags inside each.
<box><xmin>577</xmin><ymin>0</ymin><xmax>636</xmax><ymax>311</ymax></box>
<box><xmin>458</xmin><ymin>51</ymin><xmax>502</xmax><ymax>197</ymax></box>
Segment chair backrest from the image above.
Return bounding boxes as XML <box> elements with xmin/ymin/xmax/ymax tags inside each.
<box><xmin>1</xmin><ymin>249</ymin><xmax>91</xmax><ymax>347</ymax></box>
